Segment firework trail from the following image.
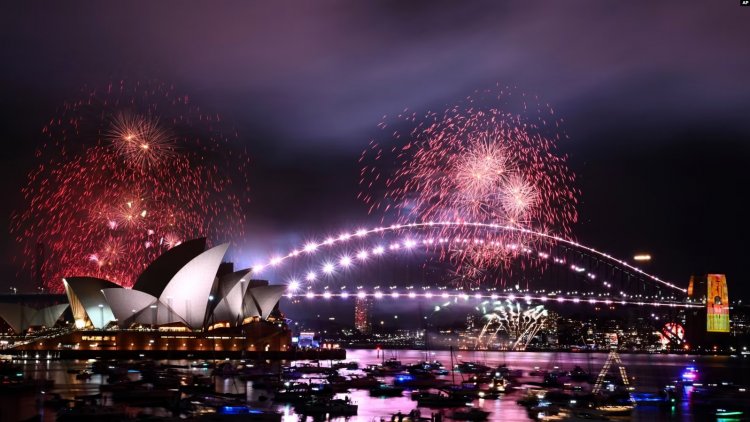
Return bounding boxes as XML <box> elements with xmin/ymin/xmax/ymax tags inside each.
<box><xmin>11</xmin><ymin>80</ymin><xmax>251</xmax><ymax>291</ymax></box>
<box><xmin>358</xmin><ymin>86</ymin><xmax>578</xmax><ymax>283</ymax></box>
<box><xmin>475</xmin><ymin>300</ymin><xmax>548</xmax><ymax>351</ymax></box>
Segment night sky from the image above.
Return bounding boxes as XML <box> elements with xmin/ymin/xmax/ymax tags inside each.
<box><xmin>2</xmin><ymin>2</ymin><xmax>749</xmax><ymax>298</ymax></box>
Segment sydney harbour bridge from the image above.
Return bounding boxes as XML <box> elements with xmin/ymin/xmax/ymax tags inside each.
<box><xmin>248</xmin><ymin>220</ymin><xmax>721</xmax><ymax>353</ymax></box>
<box><xmin>251</xmin><ymin>221</ymin><xmax>697</xmax><ymax>309</ymax></box>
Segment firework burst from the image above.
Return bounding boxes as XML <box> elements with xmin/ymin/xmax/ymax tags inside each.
<box><xmin>359</xmin><ymin>86</ymin><xmax>578</xmax><ymax>283</ymax></box>
<box><xmin>475</xmin><ymin>300</ymin><xmax>548</xmax><ymax>351</ymax></box>
<box><xmin>107</xmin><ymin>113</ymin><xmax>176</xmax><ymax>167</ymax></box>
<box><xmin>11</xmin><ymin>80</ymin><xmax>251</xmax><ymax>290</ymax></box>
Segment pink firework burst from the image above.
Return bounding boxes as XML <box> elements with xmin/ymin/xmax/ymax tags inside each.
<box><xmin>11</xmin><ymin>80</ymin><xmax>251</xmax><ymax>291</ymax></box>
<box><xmin>107</xmin><ymin>113</ymin><xmax>176</xmax><ymax>168</ymax></box>
<box><xmin>359</xmin><ymin>86</ymin><xmax>579</xmax><ymax>283</ymax></box>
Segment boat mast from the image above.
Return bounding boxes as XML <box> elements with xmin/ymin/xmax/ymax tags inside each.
<box><xmin>450</xmin><ymin>346</ymin><xmax>455</xmax><ymax>386</ymax></box>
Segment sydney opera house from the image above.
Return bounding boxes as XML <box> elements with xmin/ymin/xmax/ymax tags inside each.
<box><xmin>1</xmin><ymin>239</ymin><xmax>292</xmax><ymax>355</ymax></box>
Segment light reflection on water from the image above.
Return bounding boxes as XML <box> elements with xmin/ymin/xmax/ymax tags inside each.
<box><xmin>16</xmin><ymin>350</ymin><xmax>750</xmax><ymax>421</ymax></box>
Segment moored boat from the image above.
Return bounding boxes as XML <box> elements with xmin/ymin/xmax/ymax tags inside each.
<box><xmin>416</xmin><ymin>390</ymin><xmax>470</xmax><ymax>408</ymax></box>
<box><xmin>451</xmin><ymin>407</ymin><xmax>490</xmax><ymax>421</ymax></box>
<box><xmin>296</xmin><ymin>397</ymin><xmax>357</xmax><ymax>417</ymax></box>
<box><xmin>370</xmin><ymin>383</ymin><xmax>405</xmax><ymax>397</ymax></box>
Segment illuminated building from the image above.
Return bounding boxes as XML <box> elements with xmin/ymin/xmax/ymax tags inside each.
<box><xmin>0</xmin><ymin>303</ymin><xmax>68</xmax><ymax>333</ymax></box>
<box><xmin>8</xmin><ymin>238</ymin><xmax>291</xmax><ymax>354</ymax></box>
<box><xmin>685</xmin><ymin>274</ymin><xmax>730</xmax><ymax>349</ymax></box>
<box><xmin>354</xmin><ymin>297</ymin><xmax>372</xmax><ymax>334</ymax></box>
<box><xmin>60</xmin><ymin>239</ymin><xmax>286</xmax><ymax>331</ymax></box>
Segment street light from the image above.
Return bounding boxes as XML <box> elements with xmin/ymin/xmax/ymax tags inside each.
<box><xmin>633</xmin><ymin>254</ymin><xmax>651</xmax><ymax>262</ymax></box>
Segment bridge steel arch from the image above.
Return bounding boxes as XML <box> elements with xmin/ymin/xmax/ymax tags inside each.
<box><xmin>250</xmin><ymin>221</ymin><xmax>691</xmax><ymax>308</ymax></box>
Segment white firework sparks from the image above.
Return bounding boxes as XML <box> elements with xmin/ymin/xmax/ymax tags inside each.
<box><xmin>501</xmin><ymin>173</ymin><xmax>538</xmax><ymax>222</ymax></box>
<box><xmin>475</xmin><ymin>300</ymin><xmax>547</xmax><ymax>350</ymax></box>
<box><xmin>108</xmin><ymin>113</ymin><xmax>175</xmax><ymax>167</ymax></box>
<box><xmin>454</xmin><ymin>140</ymin><xmax>512</xmax><ymax>198</ymax></box>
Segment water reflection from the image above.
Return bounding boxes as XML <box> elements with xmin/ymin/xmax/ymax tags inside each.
<box><xmin>13</xmin><ymin>350</ymin><xmax>749</xmax><ymax>421</ymax></box>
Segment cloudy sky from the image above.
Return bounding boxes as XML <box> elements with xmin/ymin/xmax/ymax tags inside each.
<box><xmin>2</xmin><ymin>1</ymin><xmax>749</xmax><ymax>297</ymax></box>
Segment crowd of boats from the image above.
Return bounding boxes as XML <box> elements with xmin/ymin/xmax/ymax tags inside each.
<box><xmin>3</xmin><ymin>353</ymin><xmax>748</xmax><ymax>421</ymax></box>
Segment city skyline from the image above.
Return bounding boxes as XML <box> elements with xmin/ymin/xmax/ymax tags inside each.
<box><xmin>1</xmin><ymin>2</ymin><xmax>749</xmax><ymax>300</ymax></box>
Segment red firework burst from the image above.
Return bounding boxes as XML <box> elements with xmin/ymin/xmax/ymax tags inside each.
<box><xmin>11</xmin><ymin>80</ymin><xmax>251</xmax><ymax>291</ymax></box>
<box><xmin>358</xmin><ymin>86</ymin><xmax>579</xmax><ymax>282</ymax></box>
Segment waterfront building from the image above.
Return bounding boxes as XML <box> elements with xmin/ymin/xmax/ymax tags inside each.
<box><xmin>1</xmin><ymin>239</ymin><xmax>291</xmax><ymax>354</ymax></box>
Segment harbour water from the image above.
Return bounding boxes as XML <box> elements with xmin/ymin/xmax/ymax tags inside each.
<box><xmin>13</xmin><ymin>349</ymin><xmax>750</xmax><ymax>421</ymax></box>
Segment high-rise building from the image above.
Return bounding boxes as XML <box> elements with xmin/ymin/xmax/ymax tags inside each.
<box><xmin>354</xmin><ymin>297</ymin><xmax>372</xmax><ymax>334</ymax></box>
<box><xmin>685</xmin><ymin>274</ymin><xmax>731</xmax><ymax>349</ymax></box>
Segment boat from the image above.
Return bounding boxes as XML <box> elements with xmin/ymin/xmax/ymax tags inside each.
<box><xmin>595</xmin><ymin>404</ymin><xmax>634</xmax><ymax>416</ymax></box>
<box><xmin>180</xmin><ymin>374</ymin><xmax>215</xmax><ymax>394</ymax></box>
<box><xmin>383</xmin><ymin>358</ymin><xmax>405</xmax><ymax>370</ymax></box>
<box><xmin>186</xmin><ymin>402</ymin><xmax>282</xmax><ymax>421</ymax></box>
<box><xmin>57</xmin><ymin>408</ymin><xmax>126</xmax><ymax>421</ymax></box>
<box><xmin>543</xmin><ymin>372</ymin><xmax>563</xmax><ymax>387</ymax></box>
<box><xmin>454</xmin><ymin>362</ymin><xmax>491</xmax><ymax>374</ymax></box>
<box><xmin>516</xmin><ymin>388</ymin><xmax>547</xmax><ymax>408</ymax></box>
<box><xmin>529</xmin><ymin>367</ymin><xmax>545</xmax><ymax>377</ymax></box>
<box><xmin>345</xmin><ymin>374</ymin><xmax>381</xmax><ymax>389</ymax></box>
<box><xmin>370</xmin><ymin>383</ymin><xmax>405</xmax><ymax>397</ymax></box>
<box><xmin>99</xmin><ymin>380</ymin><xmax>142</xmax><ymax>392</ymax></box>
<box><xmin>273</xmin><ymin>383</ymin><xmax>333</xmax><ymax>403</ymax></box>
<box><xmin>90</xmin><ymin>360</ymin><xmax>114</xmax><ymax>375</ymax></box>
<box><xmin>249</xmin><ymin>378</ymin><xmax>283</xmax><ymax>390</ymax></box>
<box><xmin>445</xmin><ymin>382</ymin><xmax>481</xmax><ymax>398</ymax></box>
<box><xmin>75</xmin><ymin>370</ymin><xmax>92</xmax><ymax>380</ymax></box>
<box><xmin>332</xmin><ymin>361</ymin><xmax>359</xmax><ymax>370</ymax></box>
<box><xmin>408</xmin><ymin>360</ymin><xmax>449</xmax><ymax>375</ymax></box>
<box><xmin>325</xmin><ymin>377</ymin><xmax>351</xmax><ymax>393</ymax></box>
<box><xmin>111</xmin><ymin>387</ymin><xmax>180</xmax><ymax>407</ymax></box>
<box><xmin>494</xmin><ymin>364</ymin><xmax>522</xmax><ymax>379</ymax></box>
<box><xmin>715</xmin><ymin>408</ymin><xmax>747</xmax><ymax>420</ymax></box>
<box><xmin>466</xmin><ymin>373</ymin><xmax>492</xmax><ymax>384</ymax></box>
<box><xmin>210</xmin><ymin>405</ymin><xmax>283</xmax><ymax>421</ymax></box>
<box><xmin>680</xmin><ymin>366</ymin><xmax>699</xmax><ymax>384</ymax></box>
<box><xmin>569</xmin><ymin>366</ymin><xmax>590</xmax><ymax>382</ymax></box>
<box><xmin>488</xmin><ymin>377</ymin><xmax>509</xmax><ymax>392</ymax></box>
<box><xmin>410</xmin><ymin>390</ymin><xmax>432</xmax><ymax>401</ymax></box>
<box><xmin>476</xmin><ymin>389</ymin><xmax>501</xmax><ymax>399</ymax></box>
<box><xmin>365</xmin><ymin>360</ymin><xmax>406</xmax><ymax>376</ymax></box>
<box><xmin>388</xmin><ymin>409</ymin><xmax>431</xmax><ymax>421</ymax></box>
<box><xmin>41</xmin><ymin>392</ymin><xmax>71</xmax><ymax>410</ymax></box>
<box><xmin>56</xmin><ymin>405</ymin><xmax>128</xmax><ymax>421</ymax></box>
<box><xmin>567</xmin><ymin>409</ymin><xmax>611</xmax><ymax>421</ymax></box>
<box><xmin>272</xmin><ymin>390</ymin><xmax>311</xmax><ymax>404</ymax></box>
<box><xmin>451</xmin><ymin>407</ymin><xmax>490</xmax><ymax>421</ymax></box>
<box><xmin>631</xmin><ymin>391</ymin><xmax>668</xmax><ymax>405</ymax></box>
<box><xmin>290</xmin><ymin>362</ymin><xmax>331</xmax><ymax>374</ymax></box>
<box><xmin>212</xmin><ymin>362</ymin><xmax>239</xmax><ymax>377</ymax></box>
<box><xmin>537</xmin><ymin>409</ymin><xmax>609</xmax><ymax>421</ymax></box>
<box><xmin>394</xmin><ymin>372</ymin><xmax>445</xmax><ymax>389</ymax></box>
<box><xmin>416</xmin><ymin>391</ymin><xmax>469</xmax><ymax>408</ymax></box>
<box><xmin>296</xmin><ymin>397</ymin><xmax>357</xmax><ymax>417</ymax></box>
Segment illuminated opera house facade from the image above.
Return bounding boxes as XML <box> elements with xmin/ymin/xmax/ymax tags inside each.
<box><xmin>12</xmin><ymin>239</ymin><xmax>291</xmax><ymax>354</ymax></box>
